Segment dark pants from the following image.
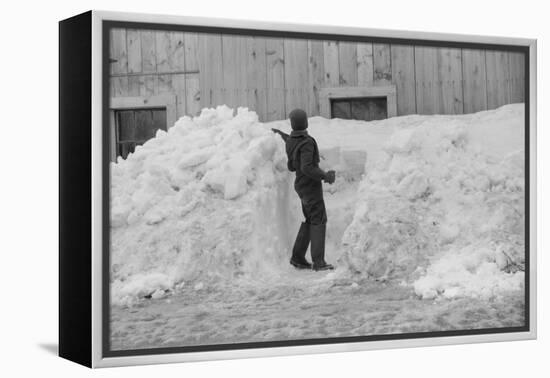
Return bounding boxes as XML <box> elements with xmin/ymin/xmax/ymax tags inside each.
<box><xmin>295</xmin><ymin>180</ymin><xmax>327</xmax><ymax>226</ymax></box>
<box><xmin>291</xmin><ymin>186</ymin><xmax>328</xmax><ymax>266</ymax></box>
<box><xmin>301</xmin><ymin>198</ymin><xmax>327</xmax><ymax>225</ymax></box>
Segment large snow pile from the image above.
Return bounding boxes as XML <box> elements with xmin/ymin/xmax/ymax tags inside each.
<box><xmin>340</xmin><ymin>105</ymin><xmax>525</xmax><ymax>299</ymax></box>
<box><xmin>110</xmin><ymin>102</ymin><xmax>525</xmax><ymax>305</ymax></box>
<box><xmin>110</xmin><ymin>107</ymin><xmax>299</xmax><ymax>305</ymax></box>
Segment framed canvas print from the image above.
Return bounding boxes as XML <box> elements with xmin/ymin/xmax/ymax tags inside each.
<box><xmin>59</xmin><ymin>10</ymin><xmax>537</xmax><ymax>368</ymax></box>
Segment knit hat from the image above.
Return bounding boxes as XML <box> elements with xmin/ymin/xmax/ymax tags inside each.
<box><xmin>289</xmin><ymin>109</ymin><xmax>308</xmax><ymax>130</ymax></box>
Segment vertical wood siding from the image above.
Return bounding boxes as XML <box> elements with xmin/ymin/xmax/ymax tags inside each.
<box><xmin>414</xmin><ymin>46</ymin><xmax>439</xmax><ymax>114</ymax></box>
<box><xmin>265</xmin><ymin>38</ymin><xmax>286</xmax><ymax>121</ymax></box>
<box><xmin>486</xmin><ymin>50</ymin><xmax>511</xmax><ymax>109</ymax></box>
<box><xmin>390</xmin><ymin>45</ymin><xmax>416</xmax><ymax>115</ymax></box>
<box><xmin>307</xmin><ymin>40</ymin><xmax>325</xmax><ymax>116</ymax></box>
<box><xmin>373</xmin><ymin>44</ymin><xmax>392</xmax><ymax>86</ymax></box>
<box><xmin>109</xmin><ymin>29</ymin><xmax>526</xmax><ymax>122</ymax></box>
<box><xmin>437</xmin><ymin>47</ymin><xmax>463</xmax><ymax>114</ymax></box>
<box><xmin>284</xmin><ymin>38</ymin><xmax>309</xmax><ymax>117</ymax></box>
<box><xmin>462</xmin><ymin>49</ymin><xmax>488</xmax><ymax>113</ymax></box>
<box><xmin>356</xmin><ymin>43</ymin><xmax>374</xmax><ymax>87</ymax></box>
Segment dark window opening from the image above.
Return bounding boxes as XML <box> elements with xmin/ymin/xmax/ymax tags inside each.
<box><xmin>330</xmin><ymin>97</ymin><xmax>388</xmax><ymax>121</ymax></box>
<box><xmin>114</xmin><ymin>108</ymin><xmax>167</xmax><ymax>159</ymax></box>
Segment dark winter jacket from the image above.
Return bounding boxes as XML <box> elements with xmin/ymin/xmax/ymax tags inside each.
<box><xmin>285</xmin><ymin>131</ymin><xmax>326</xmax><ymax>198</ymax></box>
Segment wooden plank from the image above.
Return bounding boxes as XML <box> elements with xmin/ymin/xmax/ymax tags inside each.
<box><xmin>156</xmin><ymin>31</ymin><xmax>185</xmax><ymax>72</ymax></box>
<box><xmin>110</xmin><ymin>28</ymin><xmax>127</xmax><ymax>75</ymax></box>
<box><xmin>198</xmin><ymin>33</ymin><xmax>223</xmax><ymax>108</ymax></box>
<box><xmin>308</xmin><ymin>40</ymin><xmax>325</xmax><ymax>116</ymax></box>
<box><xmin>323</xmin><ymin>41</ymin><xmax>340</xmax><ymax>86</ymax></box>
<box><xmin>414</xmin><ymin>46</ymin><xmax>439</xmax><ymax>114</ymax></box>
<box><xmin>373</xmin><ymin>43</ymin><xmax>391</xmax><ymax>86</ymax></box>
<box><xmin>127</xmin><ymin>76</ymin><xmax>141</xmax><ymax>96</ymax></box>
<box><xmin>222</xmin><ymin>34</ymin><xmax>248</xmax><ymax>109</ymax></box>
<box><xmin>437</xmin><ymin>47</ymin><xmax>463</xmax><ymax>114</ymax></box>
<box><xmin>157</xmin><ymin>74</ymin><xmax>173</xmax><ymax>95</ymax></box>
<box><xmin>126</xmin><ymin>29</ymin><xmax>142</xmax><ymax>74</ymax></box>
<box><xmin>183</xmin><ymin>33</ymin><xmax>200</xmax><ymax>71</ymax></box>
<box><xmin>338</xmin><ymin>42</ymin><xmax>358</xmax><ymax>86</ymax></box>
<box><xmin>265</xmin><ymin>38</ymin><xmax>286</xmax><ymax>121</ymax></box>
<box><xmin>462</xmin><ymin>49</ymin><xmax>488</xmax><ymax>113</ymax></box>
<box><xmin>508</xmin><ymin>52</ymin><xmax>525</xmax><ymax>104</ymax></box>
<box><xmin>156</xmin><ymin>31</ymin><xmax>171</xmax><ymax>72</ymax></box>
<box><xmin>284</xmin><ymin>38</ymin><xmax>309</xmax><ymax>117</ymax></box>
<box><xmin>111</xmin><ymin>77</ymin><xmax>129</xmax><ymax>97</ymax></box>
<box><xmin>172</xmin><ymin>73</ymin><xmax>186</xmax><ymax>118</ymax></box>
<box><xmin>185</xmin><ymin>73</ymin><xmax>201</xmax><ymax>117</ymax></box>
<box><xmin>141</xmin><ymin>30</ymin><xmax>157</xmax><ymax>73</ymax></box>
<box><xmin>485</xmin><ymin>50</ymin><xmax>511</xmax><ymax>109</ymax></box>
<box><xmin>357</xmin><ymin>43</ymin><xmax>374</xmax><ymax>87</ymax></box>
<box><xmin>390</xmin><ymin>45</ymin><xmax>416</xmax><ymax>115</ymax></box>
<box><xmin>246</xmin><ymin>37</ymin><xmax>268</xmax><ymax>120</ymax></box>
<box><xmin>139</xmin><ymin>75</ymin><xmax>157</xmax><ymax>97</ymax></box>
<box><xmin>184</xmin><ymin>33</ymin><xmax>201</xmax><ymax>116</ymax></box>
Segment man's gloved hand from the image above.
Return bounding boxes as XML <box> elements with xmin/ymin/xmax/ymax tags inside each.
<box><xmin>323</xmin><ymin>170</ymin><xmax>336</xmax><ymax>184</ymax></box>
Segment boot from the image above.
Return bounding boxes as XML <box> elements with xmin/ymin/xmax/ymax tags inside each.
<box><xmin>290</xmin><ymin>222</ymin><xmax>312</xmax><ymax>269</ymax></box>
<box><xmin>310</xmin><ymin>223</ymin><xmax>334</xmax><ymax>271</ymax></box>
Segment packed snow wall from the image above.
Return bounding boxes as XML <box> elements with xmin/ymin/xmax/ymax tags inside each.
<box><xmin>340</xmin><ymin>105</ymin><xmax>526</xmax><ymax>299</ymax></box>
<box><xmin>110</xmin><ymin>107</ymin><xmax>304</xmax><ymax>305</ymax></box>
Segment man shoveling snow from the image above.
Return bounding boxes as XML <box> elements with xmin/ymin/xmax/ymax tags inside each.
<box><xmin>274</xmin><ymin>109</ymin><xmax>336</xmax><ymax>271</ymax></box>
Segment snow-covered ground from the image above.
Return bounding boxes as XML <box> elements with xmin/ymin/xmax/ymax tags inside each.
<box><xmin>110</xmin><ymin>104</ymin><xmax>525</xmax><ymax>350</ymax></box>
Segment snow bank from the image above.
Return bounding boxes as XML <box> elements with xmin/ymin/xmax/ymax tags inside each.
<box><xmin>110</xmin><ymin>102</ymin><xmax>525</xmax><ymax>304</ymax></box>
<box><xmin>340</xmin><ymin>105</ymin><xmax>525</xmax><ymax>299</ymax></box>
<box><xmin>110</xmin><ymin>106</ymin><xmax>299</xmax><ymax>305</ymax></box>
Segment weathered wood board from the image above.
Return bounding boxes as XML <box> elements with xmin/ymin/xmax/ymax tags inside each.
<box><xmin>157</xmin><ymin>74</ymin><xmax>173</xmax><ymax>95</ymax></box>
<box><xmin>462</xmin><ymin>49</ymin><xmax>488</xmax><ymax>113</ymax></box>
<box><xmin>308</xmin><ymin>40</ymin><xmax>325</xmax><ymax>116</ymax></box>
<box><xmin>222</xmin><ymin>35</ymin><xmax>249</xmax><ymax>108</ymax></box>
<box><xmin>155</xmin><ymin>31</ymin><xmax>185</xmax><ymax>72</ymax></box>
<box><xmin>265</xmin><ymin>38</ymin><xmax>286</xmax><ymax>121</ymax></box>
<box><xmin>486</xmin><ymin>50</ymin><xmax>511</xmax><ymax>109</ymax></box>
<box><xmin>323</xmin><ymin>41</ymin><xmax>340</xmax><ymax>87</ymax></box>
<box><xmin>414</xmin><ymin>46</ymin><xmax>439</xmax><ymax>114</ymax></box>
<box><xmin>126</xmin><ymin>29</ymin><xmax>142</xmax><ymax>74</ymax></box>
<box><xmin>171</xmin><ymin>73</ymin><xmax>186</xmax><ymax>118</ymax></box>
<box><xmin>184</xmin><ymin>33</ymin><xmax>201</xmax><ymax>117</ymax></box>
<box><xmin>111</xmin><ymin>77</ymin><xmax>129</xmax><ymax>98</ymax></box>
<box><xmin>508</xmin><ymin>52</ymin><xmax>525</xmax><ymax>104</ymax></box>
<box><xmin>373</xmin><ymin>44</ymin><xmax>392</xmax><ymax>86</ymax></box>
<box><xmin>140</xmin><ymin>30</ymin><xmax>157</xmax><ymax>74</ymax></box>
<box><xmin>110</xmin><ymin>28</ymin><xmax>127</xmax><ymax>75</ymax></box>
<box><xmin>183</xmin><ymin>33</ymin><xmax>200</xmax><ymax>71</ymax></box>
<box><xmin>338</xmin><ymin>42</ymin><xmax>358</xmax><ymax>86</ymax></box>
<box><xmin>390</xmin><ymin>45</ymin><xmax>416</xmax><ymax>115</ymax></box>
<box><xmin>357</xmin><ymin>43</ymin><xmax>374</xmax><ymax>87</ymax></box>
<box><xmin>246</xmin><ymin>37</ymin><xmax>268</xmax><ymax>119</ymax></box>
<box><xmin>437</xmin><ymin>48</ymin><xmax>463</xmax><ymax>114</ymax></box>
<box><xmin>185</xmin><ymin>74</ymin><xmax>201</xmax><ymax>117</ymax></box>
<box><xmin>198</xmin><ymin>33</ymin><xmax>223</xmax><ymax>108</ymax></box>
<box><xmin>284</xmin><ymin>38</ymin><xmax>309</xmax><ymax>117</ymax></box>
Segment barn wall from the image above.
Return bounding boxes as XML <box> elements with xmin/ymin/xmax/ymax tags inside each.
<box><xmin>109</xmin><ymin>28</ymin><xmax>525</xmax><ymax>121</ymax></box>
